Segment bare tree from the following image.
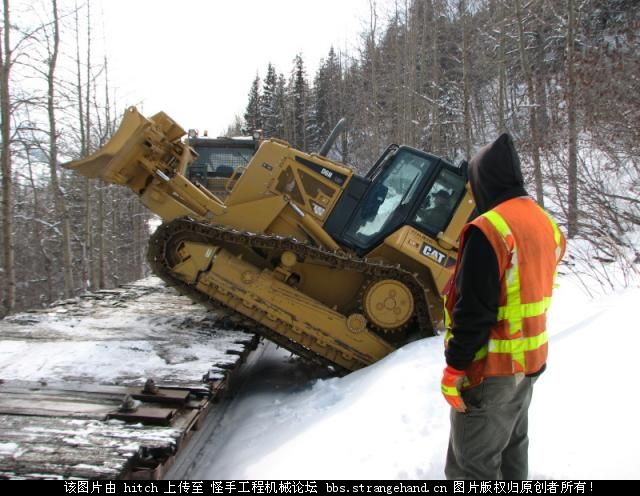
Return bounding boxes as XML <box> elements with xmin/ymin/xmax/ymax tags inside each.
<box><xmin>72</xmin><ymin>0</ymin><xmax>89</xmax><ymax>291</ymax></box>
<box><xmin>497</xmin><ymin>0</ymin><xmax>508</xmax><ymax>134</ymax></box>
<box><xmin>428</xmin><ymin>0</ymin><xmax>442</xmax><ymax>154</ymax></box>
<box><xmin>566</xmin><ymin>0</ymin><xmax>578</xmax><ymax>237</ymax></box>
<box><xmin>21</xmin><ymin>136</ymin><xmax>53</xmax><ymax>302</ymax></box>
<box><xmin>460</xmin><ymin>0</ymin><xmax>472</xmax><ymax>159</ymax></box>
<box><xmin>1</xmin><ymin>0</ymin><xmax>14</xmax><ymax>315</ymax></box>
<box><xmin>46</xmin><ymin>0</ymin><xmax>74</xmax><ymax>298</ymax></box>
<box><xmin>368</xmin><ymin>0</ymin><xmax>381</xmax><ymax>155</ymax></box>
<box><xmin>515</xmin><ymin>0</ymin><xmax>544</xmax><ymax>206</ymax></box>
<box><xmin>0</xmin><ymin>0</ymin><xmax>155</xmax><ymax>314</ymax></box>
<box><xmin>84</xmin><ymin>0</ymin><xmax>94</xmax><ymax>290</ymax></box>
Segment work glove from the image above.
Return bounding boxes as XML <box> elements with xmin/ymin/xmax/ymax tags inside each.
<box><xmin>441</xmin><ymin>366</ymin><xmax>467</xmax><ymax>413</ymax></box>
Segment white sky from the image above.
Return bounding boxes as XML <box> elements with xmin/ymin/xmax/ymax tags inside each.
<box><xmin>99</xmin><ymin>0</ymin><xmax>392</xmax><ymax>136</ymax></box>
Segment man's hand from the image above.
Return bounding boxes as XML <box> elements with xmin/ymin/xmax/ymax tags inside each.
<box><xmin>441</xmin><ymin>366</ymin><xmax>467</xmax><ymax>413</ymax></box>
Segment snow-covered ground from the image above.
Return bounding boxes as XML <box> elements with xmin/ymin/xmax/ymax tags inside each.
<box><xmin>188</xmin><ymin>266</ymin><xmax>640</xmax><ymax>480</ymax></box>
<box><xmin>0</xmin><ymin>278</ymin><xmax>254</xmax><ymax>387</ymax></box>
<box><xmin>2</xmin><ymin>262</ymin><xmax>637</xmax><ymax>479</ymax></box>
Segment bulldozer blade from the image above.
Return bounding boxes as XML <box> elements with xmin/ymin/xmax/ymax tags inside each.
<box><xmin>64</xmin><ymin>106</ymin><xmax>186</xmax><ymax>186</ymax></box>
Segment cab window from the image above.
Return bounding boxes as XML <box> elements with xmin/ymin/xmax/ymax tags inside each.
<box><xmin>343</xmin><ymin>150</ymin><xmax>435</xmax><ymax>245</ymax></box>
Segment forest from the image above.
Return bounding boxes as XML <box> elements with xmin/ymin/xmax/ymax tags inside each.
<box><xmin>1</xmin><ymin>0</ymin><xmax>638</xmax><ymax>315</ymax></box>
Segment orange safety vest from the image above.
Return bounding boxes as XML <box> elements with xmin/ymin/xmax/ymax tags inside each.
<box><xmin>444</xmin><ymin>197</ymin><xmax>566</xmax><ymax>388</ymax></box>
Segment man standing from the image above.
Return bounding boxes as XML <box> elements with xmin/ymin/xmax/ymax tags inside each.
<box><xmin>441</xmin><ymin>134</ymin><xmax>566</xmax><ymax>480</ymax></box>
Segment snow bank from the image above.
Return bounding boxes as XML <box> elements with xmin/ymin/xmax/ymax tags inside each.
<box><xmin>199</xmin><ymin>272</ymin><xmax>640</xmax><ymax>479</ymax></box>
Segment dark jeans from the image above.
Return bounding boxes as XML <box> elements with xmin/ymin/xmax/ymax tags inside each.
<box><xmin>445</xmin><ymin>374</ymin><xmax>538</xmax><ymax>480</ymax></box>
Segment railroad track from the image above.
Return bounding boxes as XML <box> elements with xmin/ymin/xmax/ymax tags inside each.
<box><xmin>0</xmin><ymin>278</ymin><xmax>260</xmax><ymax>479</ymax></box>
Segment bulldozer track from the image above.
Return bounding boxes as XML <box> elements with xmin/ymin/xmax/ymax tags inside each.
<box><xmin>148</xmin><ymin>218</ymin><xmax>436</xmax><ymax>374</ymax></box>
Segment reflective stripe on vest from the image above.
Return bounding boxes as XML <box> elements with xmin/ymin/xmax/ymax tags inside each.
<box><xmin>443</xmin><ymin>295</ymin><xmax>453</xmax><ymax>341</ymax></box>
<box><xmin>539</xmin><ymin>208</ymin><xmax>564</xmax><ymax>260</ymax></box>
<box><xmin>472</xmin><ymin>330</ymin><xmax>549</xmax><ymax>362</ymax></box>
<box><xmin>539</xmin><ymin>207</ymin><xmax>564</xmax><ymax>287</ymax></box>
<box><xmin>441</xmin><ymin>384</ymin><xmax>459</xmax><ymax>396</ymax></box>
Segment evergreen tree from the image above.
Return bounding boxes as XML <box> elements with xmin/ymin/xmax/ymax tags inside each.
<box><xmin>273</xmin><ymin>73</ymin><xmax>288</xmax><ymax>140</ymax></box>
<box><xmin>260</xmin><ymin>63</ymin><xmax>278</xmax><ymax>138</ymax></box>
<box><xmin>307</xmin><ymin>84</ymin><xmax>320</xmax><ymax>152</ymax></box>
<box><xmin>291</xmin><ymin>54</ymin><xmax>309</xmax><ymax>151</ymax></box>
<box><xmin>313</xmin><ymin>47</ymin><xmax>345</xmax><ymax>157</ymax></box>
<box><xmin>244</xmin><ymin>75</ymin><xmax>262</xmax><ymax>133</ymax></box>
<box><xmin>312</xmin><ymin>65</ymin><xmax>328</xmax><ymax>152</ymax></box>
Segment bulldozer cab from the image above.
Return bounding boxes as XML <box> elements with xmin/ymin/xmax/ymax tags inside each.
<box><xmin>186</xmin><ymin>134</ymin><xmax>258</xmax><ymax>199</ymax></box>
<box><xmin>326</xmin><ymin>145</ymin><xmax>468</xmax><ymax>256</ymax></box>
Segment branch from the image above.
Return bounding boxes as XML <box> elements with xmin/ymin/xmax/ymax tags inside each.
<box><xmin>13</xmin><ymin>214</ymin><xmax>62</xmax><ymax>236</ymax></box>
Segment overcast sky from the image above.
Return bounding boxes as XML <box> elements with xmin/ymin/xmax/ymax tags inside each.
<box><xmin>99</xmin><ymin>0</ymin><xmax>393</xmax><ymax>136</ymax></box>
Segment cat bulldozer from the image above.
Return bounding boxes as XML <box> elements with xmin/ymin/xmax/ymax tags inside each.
<box><xmin>66</xmin><ymin>107</ymin><xmax>475</xmax><ymax>374</ymax></box>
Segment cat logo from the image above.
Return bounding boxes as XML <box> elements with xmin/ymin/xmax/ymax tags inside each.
<box><xmin>420</xmin><ymin>243</ymin><xmax>447</xmax><ymax>266</ymax></box>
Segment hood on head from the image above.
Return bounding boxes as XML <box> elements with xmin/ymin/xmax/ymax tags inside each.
<box><xmin>467</xmin><ymin>133</ymin><xmax>527</xmax><ymax>214</ymax></box>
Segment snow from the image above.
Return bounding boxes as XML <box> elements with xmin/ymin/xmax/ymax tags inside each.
<box><xmin>3</xmin><ymin>259</ymin><xmax>639</xmax><ymax>479</ymax></box>
<box><xmin>0</xmin><ymin>443</ymin><xmax>19</xmax><ymax>457</ymax></box>
<box><xmin>0</xmin><ymin>277</ymin><xmax>254</xmax><ymax>386</ymax></box>
<box><xmin>190</xmin><ymin>266</ymin><xmax>640</xmax><ymax>480</ymax></box>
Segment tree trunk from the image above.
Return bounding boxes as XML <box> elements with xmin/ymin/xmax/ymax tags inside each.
<box><xmin>74</xmin><ymin>1</ymin><xmax>90</xmax><ymax>292</ymax></box>
<box><xmin>567</xmin><ymin>0</ymin><xmax>578</xmax><ymax>237</ymax></box>
<box><xmin>428</xmin><ymin>0</ymin><xmax>442</xmax><ymax>155</ymax></box>
<box><xmin>498</xmin><ymin>0</ymin><xmax>507</xmax><ymax>133</ymax></box>
<box><xmin>368</xmin><ymin>0</ymin><xmax>380</xmax><ymax>158</ymax></box>
<box><xmin>47</xmin><ymin>0</ymin><xmax>74</xmax><ymax>298</ymax></box>
<box><xmin>1</xmin><ymin>0</ymin><xmax>15</xmax><ymax>315</ymax></box>
<box><xmin>111</xmin><ymin>188</ymin><xmax>118</xmax><ymax>285</ymax></box>
<box><xmin>84</xmin><ymin>1</ymin><xmax>94</xmax><ymax>290</ymax></box>
<box><xmin>515</xmin><ymin>0</ymin><xmax>544</xmax><ymax>206</ymax></box>
<box><xmin>25</xmin><ymin>141</ymin><xmax>53</xmax><ymax>303</ymax></box>
<box><xmin>102</xmin><ymin>55</ymin><xmax>112</xmax><ymax>288</ymax></box>
<box><xmin>74</xmin><ymin>2</ymin><xmax>86</xmax><ymax>157</ymax></box>
<box><xmin>460</xmin><ymin>0</ymin><xmax>472</xmax><ymax>159</ymax></box>
<box><xmin>97</xmin><ymin>183</ymin><xmax>105</xmax><ymax>288</ymax></box>
<box><xmin>534</xmin><ymin>30</ymin><xmax>549</xmax><ymax>140</ymax></box>
<box><xmin>137</xmin><ymin>202</ymin><xmax>146</xmax><ymax>279</ymax></box>
<box><xmin>338</xmin><ymin>52</ymin><xmax>349</xmax><ymax>163</ymax></box>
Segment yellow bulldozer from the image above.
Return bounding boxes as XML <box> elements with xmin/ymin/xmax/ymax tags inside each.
<box><xmin>66</xmin><ymin>107</ymin><xmax>475</xmax><ymax>374</ymax></box>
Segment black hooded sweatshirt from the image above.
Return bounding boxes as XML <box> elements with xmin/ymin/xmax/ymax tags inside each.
<box><xmin>445</xmin><ymin>134</ymin><xmax>529</xmax><ymax>371</ymax></box>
